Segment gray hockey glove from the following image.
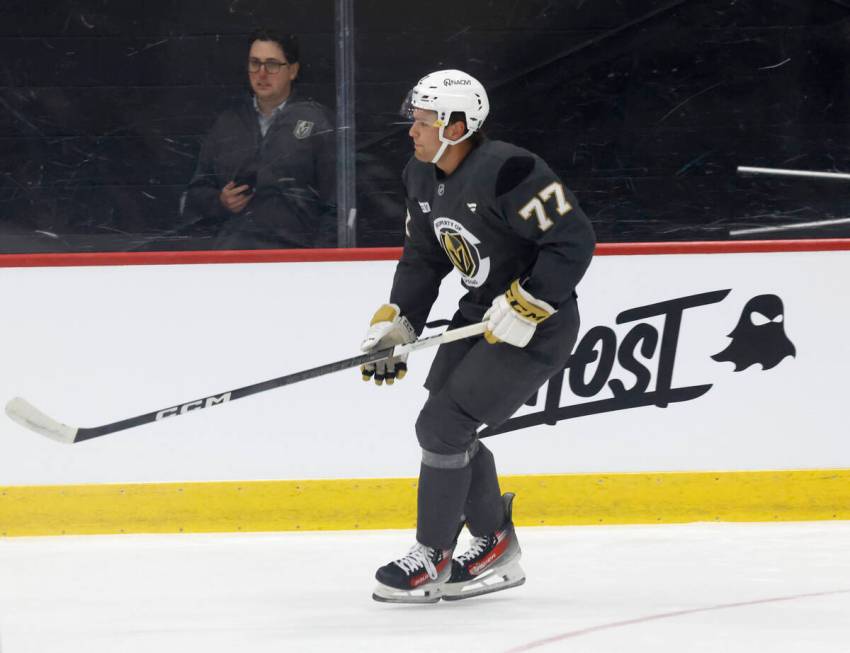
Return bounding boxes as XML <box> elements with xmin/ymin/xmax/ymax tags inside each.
<box><xmin>484</xmin><ymin>279</ymin><xmax>557</xmax><ymax>348</ymax></box>
<box><xmin>359</xmin><ymin>303</ymin><xmax>416</xmax><ymax>385</ymax></box>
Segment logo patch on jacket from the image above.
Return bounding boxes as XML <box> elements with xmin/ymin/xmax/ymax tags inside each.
<box><xmin>293</xmin><ymin>120</ymin><xmax>315</xmax><ymax>139</ymax></box>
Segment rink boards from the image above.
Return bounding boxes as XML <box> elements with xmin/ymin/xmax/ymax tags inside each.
<box><xmin>1</xmin><ymin>242</ymin><xmax>849</xmax><ymax>536</ymax></box>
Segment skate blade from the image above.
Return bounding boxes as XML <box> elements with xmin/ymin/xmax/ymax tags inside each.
<box><xmin>441</xmin><ymin>561</ymin><xmax>526</xmax><ymax>602</ymax></box>
<box><xmin>372</xmin><ymin>583</ymin><xmax>443</xmax><ymax>604</ymax></box>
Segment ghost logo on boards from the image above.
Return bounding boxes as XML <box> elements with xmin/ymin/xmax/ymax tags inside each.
<box><xmin>712</xmin><ymin>294</ymin><xmax>796</xmax><ymax>371</ymax></box>
<box><xmin>433</xmin><ymin>217</ymin><xmax>491</xmax><ymax>288</ymax></box>
<box><xmin>479</xmin><ymin>289</ymin><xmax>796</xmax><ymax>438</ymax></box>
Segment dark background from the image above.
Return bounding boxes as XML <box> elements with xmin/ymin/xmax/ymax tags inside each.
<box><xmin>2</xmin><ymin>0</ymin><xmax>850</xmax><ymax>253</ymax></box>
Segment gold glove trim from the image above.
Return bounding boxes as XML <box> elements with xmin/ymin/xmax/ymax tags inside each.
<box><xmin>370</xmin><ymin>303</ymin><xmax>399</xmax><ymax>325</ymax></box>
<box><xmin>505</xmin><ymin>279</ymin><xmax>554</xmax><ymax>324</ymax></box>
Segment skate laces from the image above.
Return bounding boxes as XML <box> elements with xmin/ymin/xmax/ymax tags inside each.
<box><xmin>458</xmin><ymin>534</ymin><xmax>493</xmax><ymax>564</ymax></box>
<box><xmin>393</xmin><ymin>543</ymin><xmax>439</xmax><ymax>580</ymax></box>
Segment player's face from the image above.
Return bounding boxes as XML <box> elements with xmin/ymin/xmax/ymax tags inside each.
<box><xmin>248</xmin><ymin>39</ymin><xmax>299</xmax><ymax>105</ymax></box>
<box><xmin>409</xmin><ymin>109</ymin><xmax>442</xmax><ymax>162</ymax></box>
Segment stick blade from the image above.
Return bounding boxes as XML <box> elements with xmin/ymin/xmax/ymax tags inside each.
<box><xmin>5</xmin><ymin>397</ymin><xmax>78</xmax><ymax>444</ymax></box>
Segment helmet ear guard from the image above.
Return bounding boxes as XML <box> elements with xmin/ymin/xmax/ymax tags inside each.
<box><xmin>431</xmin><ymin>118</ymin><xmax>476</xmax><ymax>164</ymax></box>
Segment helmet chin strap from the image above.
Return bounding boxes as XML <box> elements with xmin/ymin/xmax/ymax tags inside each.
<box><xmin>430</xmin><ymin>140</ymin><xmax>450</xmax><ymax>165</ymax></box>
<box><xmin>430</xmin><ymin>124</ymin><xmax>474</xmax><ymax>165</ymax></box>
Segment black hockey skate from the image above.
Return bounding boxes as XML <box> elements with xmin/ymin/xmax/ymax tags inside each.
<box><xmin>442</xmin><ymin>492</ymin><xmax>526</xmax><ymax>601</ymax></box>
<box><xmin>372</xmin><ymin>542</ymin><xmax>454</xmax><ymax>604</ymax></box>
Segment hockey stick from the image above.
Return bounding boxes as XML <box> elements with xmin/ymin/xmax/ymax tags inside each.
<box><xmin>737</xmin><ymin>165</ymin><xmax>850</xmax><ymax>181</ymax></box>
<box><xmin>5</xmin><ymin>321</ymin><xmax>487</xmax><ymax>444</ymax></box>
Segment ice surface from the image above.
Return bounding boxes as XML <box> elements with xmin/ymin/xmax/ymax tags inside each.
<box><xmin>0</xmin><ymin>522</ymin><xmax>848</xmax><ymax>652</ymax></box>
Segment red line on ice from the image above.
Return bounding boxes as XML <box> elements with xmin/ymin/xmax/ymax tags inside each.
<box><xmin>503</xmin><ymin>588</ymin><xmax>850</xmax><ymax>652</ymax></box>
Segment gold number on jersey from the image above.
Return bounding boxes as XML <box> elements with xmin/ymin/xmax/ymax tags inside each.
<box><xmin>519</xmin><ymin>197</ymin><xmax>553</xmax><ymax>231</ymax></box>
<box><xmin>539</xmin><ymin>182</ymin><xmax>573</xmax><ymax>215</ymax></box>
<box><xmin>519</xmin><ymin>182</ymin><xmax>573</xmax><ymax>231</ymax></box>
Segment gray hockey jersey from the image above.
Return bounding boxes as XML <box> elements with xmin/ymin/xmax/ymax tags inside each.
<box><xmin>390</xmin><ymin>139</ymin><xmax>596</xmax><ymax>333</ymax></box>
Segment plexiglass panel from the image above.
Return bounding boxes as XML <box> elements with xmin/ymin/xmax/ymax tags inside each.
<box><xmin>1</xmin><ymin>1</ymin><xmax>336</xmax><ymax>252</ymax></box>
<box><xmin>352</xmin><ymin>0</ymin><xmax>850</xmax><ymax>246</ymax></box>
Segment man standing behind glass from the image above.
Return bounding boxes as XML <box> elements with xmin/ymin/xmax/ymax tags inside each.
<box><xmin>185</xmin><ymin>30</ymin><xmax>336</xmax><ymax>249</ymax></box>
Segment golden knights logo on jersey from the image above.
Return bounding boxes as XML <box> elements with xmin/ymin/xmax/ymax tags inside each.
<box><xmin>433</xmin><ymin>217</ymin><xmax>491</xmax><ymax>287</ymax></box>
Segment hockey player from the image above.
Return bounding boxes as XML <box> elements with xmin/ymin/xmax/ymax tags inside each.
<box><xmin>361</xmin><ymin>70</ymin><xmax>595</xmax><ymax>603</ymax></box>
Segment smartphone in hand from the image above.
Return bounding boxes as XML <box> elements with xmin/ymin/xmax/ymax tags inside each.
<box><xmin>232</xmin><ymin>170</ymin><xmax>257</xmax><ymax>195</ymax></box>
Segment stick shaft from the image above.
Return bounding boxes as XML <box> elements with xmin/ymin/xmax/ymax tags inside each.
<box><xmin>75</xmin><ymin>346</ymin><xmax>395</xmax><ymax>441</ymax></box>
<box><xmin>737</xmin><ymin>165</ymin><xmax>850</xmax><ymax>181</ymax></box>
<box><xmin>14</xmin><ymin>322</ymin><xmax>487</xmax><ymax>443</ymax></box>
<box><xmin>729</xmin><ymin>217</ymin><xmax>850</xmax><ymax>236</ymax></box>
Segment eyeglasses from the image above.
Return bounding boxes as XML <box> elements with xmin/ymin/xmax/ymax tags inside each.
<box><xmin>248</xmin><ymin>58</ymin><xmax>289</xmax><ymax>74</ymax></box>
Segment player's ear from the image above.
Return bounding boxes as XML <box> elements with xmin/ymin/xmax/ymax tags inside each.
<box><xmin>288</xmin><ymin>61</ymin><xmax>300</xmax><ymax>81</ymax></box>
<box><xmin>446</xmin><ymin>118</ymin><xmax>467</xmax><ymax>141</ymax></box>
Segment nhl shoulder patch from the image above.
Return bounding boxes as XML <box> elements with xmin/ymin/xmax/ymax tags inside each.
<box><xmin>293</xmin><ymin>120</ymin><xmax>315</xmax><ymax>139</ymax></box>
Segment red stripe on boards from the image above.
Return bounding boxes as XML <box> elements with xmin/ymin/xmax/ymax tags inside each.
<box><xmin>0</xmin><ymin>239</ymin><xmax>849</xmax><ymax>268</ymax></box>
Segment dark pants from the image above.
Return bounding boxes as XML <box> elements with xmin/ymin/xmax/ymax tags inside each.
<box><xmin>415</xmin><ymin>299</ymin><xmax>580</xmax><ymax>548</ymax></box>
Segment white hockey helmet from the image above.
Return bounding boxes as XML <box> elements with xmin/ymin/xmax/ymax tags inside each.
<box><xmin>402</xmin><ymin>69</ymin><xmax>490</xmax><ymax>163</ymax></box>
